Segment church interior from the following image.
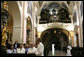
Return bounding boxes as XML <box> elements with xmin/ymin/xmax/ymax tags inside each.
<box><xmin>1</xmin><ymin>1</ymin><xmax>83</xmax><ymax>56</ymax></box>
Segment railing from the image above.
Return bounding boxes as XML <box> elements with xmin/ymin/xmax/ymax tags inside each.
<box><xmin>39</xmin><ymin>19</ymin><xmax>71</xmax><ymax>24</ymax></box>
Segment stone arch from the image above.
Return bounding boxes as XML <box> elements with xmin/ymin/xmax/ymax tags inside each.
<box><xmin>41</xmin><ymin>28</ymin><xmax>70</xmax><ymax>43</ymax></box>
<box><xmin>40</xmin><ymin>28</ymin><xmax>70</xmax><ymax>56</ymax></box>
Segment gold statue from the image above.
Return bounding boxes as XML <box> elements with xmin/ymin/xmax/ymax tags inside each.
<box><xmin>1</xmin><ymin>25</ymin><xmax>7</xmax><ymax>46</ymax></box>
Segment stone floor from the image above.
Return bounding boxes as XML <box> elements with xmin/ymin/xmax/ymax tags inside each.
<box><xmin>48</xmin><ymin>50</ymin><xmax>67</xmax><ymax>56</ymax></box>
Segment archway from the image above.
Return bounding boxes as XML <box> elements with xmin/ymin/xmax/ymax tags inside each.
<box><xmin>41</xmin><ymin>28</ymin><xmax>69</xmax><ymax>56</ymax></box>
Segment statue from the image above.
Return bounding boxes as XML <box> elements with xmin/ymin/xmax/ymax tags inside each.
<box><xmin>1</xmin><ymin>25</ymin><xmax>7</xmax><ymax>46</ymax></box>
<box><xmin>1</xmin><ymin>24</ymin><xmax>8</xmax><ymax>54</ymax></box>
<box><xmin>1</xmin><ymin>1</ymin><xmax>8</xmax><ymax>54</ymax></box>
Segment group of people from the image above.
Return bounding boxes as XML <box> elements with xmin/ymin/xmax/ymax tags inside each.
<box><xmin>6</xmin><ymin>38</ymin><xmax>72</xmax><ymax>56</ymax></box>
<box><xmin>6</xmin><ymin>39</ymin><xmax>44</xmax><ymax>56</ymax></box>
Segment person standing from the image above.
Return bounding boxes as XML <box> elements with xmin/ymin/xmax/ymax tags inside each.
<box><xmin>66</xmin><ymin>44</ymin><xmax>72</xmax><ymax>56</ymax></box>
<box><xmin>35</xmin><ymin>39</ymin><xmax>44</xmax><ymax>56</ymax></box>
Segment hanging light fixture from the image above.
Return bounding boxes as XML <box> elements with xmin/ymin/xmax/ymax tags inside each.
<box><xmin>54</xmin><ymin>30</ymin><xmax>56</xmax><ymax>33</ymax></box>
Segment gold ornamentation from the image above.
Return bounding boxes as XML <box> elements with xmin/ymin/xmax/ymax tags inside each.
<box><xmin>1</xmin><ymin>26</ymin><xmax>7</xmax><ymax>46</ymax></box>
